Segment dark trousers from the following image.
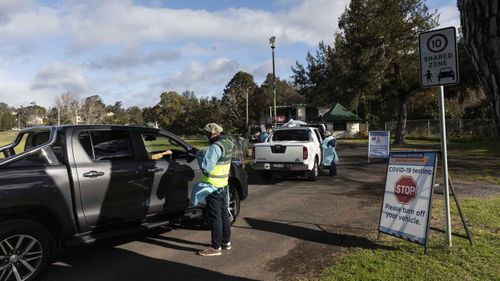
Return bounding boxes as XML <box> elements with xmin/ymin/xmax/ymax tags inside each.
<box><xmin>205</xmin><ymin>187</ymin><xmax>231</xmax><ymax>249</ymax></box>
<box><xmin>330</xmin><ymin>160</ymin><xmax>337</xmax><ymax>176</ymax></box>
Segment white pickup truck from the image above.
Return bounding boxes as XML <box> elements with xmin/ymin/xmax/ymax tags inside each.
<box><xmin>251</xmin><ymin>127</ymin><xmax>323</xmax><ymax>180</ymax></box>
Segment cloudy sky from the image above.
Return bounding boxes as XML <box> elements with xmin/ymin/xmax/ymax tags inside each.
<box><xmin>0</xmin><ymin>0</ymin><xmax>460</xmax><ymax>108</ymax></box>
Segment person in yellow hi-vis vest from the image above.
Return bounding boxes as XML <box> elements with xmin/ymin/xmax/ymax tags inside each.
<box><xmin>194</xmin><ymin>123</ymin><xmax>234</xmax><ymax>256</ymax></box>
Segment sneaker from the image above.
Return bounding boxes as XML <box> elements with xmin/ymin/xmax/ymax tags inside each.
<box><xmin>198</xmin><ymin>247</ymin><xmax>222</xmax><ymax>256</ymax></box>
<box><xmin>222</xmin><ymin>242</ymin><xmax>231</xmax><ymax>250</ymax></box>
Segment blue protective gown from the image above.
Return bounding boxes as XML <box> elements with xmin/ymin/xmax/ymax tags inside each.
<box><xmin>190</xmin><ymin>143</ymin><xmax>231</xmax><ymax>216</ymax></box>
<box><xmin>321</xmin><ymin>135</ymin><xmax>339</xmax><ymax>166</ymax></box>
<box><xmin>259</xmin><ymin>132</ymin><xmax>269</xmax><ymax>143</ymax></box>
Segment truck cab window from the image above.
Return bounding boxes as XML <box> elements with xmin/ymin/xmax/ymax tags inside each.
<box><xmin>272</xmin><ymin>130</ymin><xmax>311</xmax><ymax>141</ymax></box>
<box><xmin>141</xmin><ymin>133</ymin><xmax>188</xmax><ymax>160</ymax></box>
<box><xmin>79</xmin><ymin>130</ymin><xmax>134</xmax><ymax>161</ymax></box>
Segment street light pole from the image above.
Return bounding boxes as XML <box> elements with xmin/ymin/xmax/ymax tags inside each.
<box><xmin>269</xmin><ymin>36</ymin><xmax>277</xmax><ymax>126</ymax></box>
<box><xmin>18</xmin><ymin>106</ymin><xmax>22</xmax><ymax>130</ymax></box>
<box><xmin>246</xmin><ymin>88</ymin><xmax>249</xmax><ymax>138</ymax></box>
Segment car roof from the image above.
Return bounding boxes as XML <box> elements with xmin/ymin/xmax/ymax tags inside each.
<box><xmin>273</xmin><ymin>127</ymin><xmax>312</xmax><ymax>131</ymax></box>
<box><xmin>20</xmin><ymin>125</ymin><xmax>161</xmax><ymax>134</ymax></box>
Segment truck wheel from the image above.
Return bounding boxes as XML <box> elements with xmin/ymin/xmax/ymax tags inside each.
<box><xmin>307</xmin><ymin>158</ymin><xmax>319</xmax><ymax>181</ymax></box>
<box><xmin>260</xmin><ymin>171</ymin><xmax>273</xmax><ymax>181</ymax></box>
<box><xmin>202</xmin><ymin>185</ymin><xmax>241</xmax><ymax>228</ymax></box>
<box><xmin>228</xmin><ymin>185</ymin><xmax>241</xmax><ymax>225</ymax></box>
<box><xmin>0</xmin><ymin>220</ymin><xmax>53</xmax><ymax>281</ymax></box>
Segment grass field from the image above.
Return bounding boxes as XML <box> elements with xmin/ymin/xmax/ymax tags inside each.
<box><xmin>320</xmin><ymin>196</ymin><xmax>500</xmax><ymax>281</ymax></box>
<box><xmin>0</xmin><ymin>131</ymin><xmax>18</xmax><ymax>147</ymax></box>
<box><xmin>341</xmin><ymin>138</ymin><xmax>500</xmax><ymax>185</ymax></box>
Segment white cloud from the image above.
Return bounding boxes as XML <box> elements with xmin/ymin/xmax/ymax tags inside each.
<box><xmin>0</xmin><ymin>2</ymin><xmax>61</xmax><ymax>42</ymax></box>
<box><xmin>0</xmin><ymin>69</ymin><xmax>58</xmax><ymax>107</ymax></box>
<box><xmin>88</xmin><ymin>47</ymin><xmax>181</xmax><ymax>69</ymax></box>
<box><xmin>65</xmin><ymin>0</ymin><xmax>348</xmax><ymax>49</ymax></box>
<box><xmin>32</xmin><ymin>61</ymin><xmax>88</xmax><ymax>93</ymax></box>
<box><xmin>0</xmin><ymin>0</ymin><xmax>32</xmax><ymax>23</ymax></box>
<box><xmin>251</xmin><ymin>58</ymin><xmax>295</xmax><ymax>82</ymax></box>
<box><xmin>163</xmin><ymin>58</ymin><xmax>241</xmax><ymax>96</ymax></box>
<box><xmin>437</xmin><ymin>5</ymin><xmax>460</xmax><ymax>30</ymax></box>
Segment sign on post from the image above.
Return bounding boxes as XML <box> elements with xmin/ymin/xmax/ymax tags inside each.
<box><xmin>368</xmin><ymin>131</ymin><xmax>390</xmax><ymax>159</ymax></box>
<box><xmin>419</xmin><ymin>27</ymin><xmax>459</xmax><ymax>87</ymax></box>
<box><xmin>378</xmin><ymin>151</ymin><xmax>437</xmax><ymax>247</ymax></box>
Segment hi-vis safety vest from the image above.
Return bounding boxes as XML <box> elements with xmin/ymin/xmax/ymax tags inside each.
<box><xmin>200</xmin><ymin>138</ymin><xmax>234</xmax><ymax>188</ymax></box>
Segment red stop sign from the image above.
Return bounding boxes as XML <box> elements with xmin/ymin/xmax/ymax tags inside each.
<box><xmin>394</xmin><ymin>176</ymin><xmax>418</xmax><ymax>204</ymax></box>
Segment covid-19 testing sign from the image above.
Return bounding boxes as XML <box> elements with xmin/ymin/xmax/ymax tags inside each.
<box><xmin>368</xmin><ymin>131</ymin><xmax>390</xmax><ymax>159</ymax></box>
<box><xmin>378</xmin><ymin>151</ymin><xmax>437</xmax><ymax>246</ymax></box>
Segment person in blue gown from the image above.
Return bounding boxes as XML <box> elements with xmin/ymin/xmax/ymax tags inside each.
<box><xmin>321</xmin><ymin>130</ymin><xmax>339</xmax><ymax>176</ymax></box>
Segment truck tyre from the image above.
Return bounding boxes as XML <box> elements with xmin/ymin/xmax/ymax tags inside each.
<box><xmin>202</xmin><ymin>185</ymin><xmax>241</xmax><ymax>228</ymax></box>
<box><xmin>228</xmin><ymin>185</ymin><xmax>241</xmax><ymax>225</ymax></box>
<box><xmin>0</xmin><ymin>220</ymin><xmax>53</xmax><ymax>281</ymax></box>
<box><xmin>307</xmin><ymin>158</ymin><xmax>319</xmax><ymax>181</ymax></box>
<box><xmin>260</xmin><ymin>171</ymin><xmax>273</xmax><ymax>181</ymax></box>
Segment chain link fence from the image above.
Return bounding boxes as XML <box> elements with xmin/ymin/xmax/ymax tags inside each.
<box><xmin>227</xmin><ymin>135</ymin><xmax>250</xmax><ymax>165</ymax></box>
<box><xmin>385</xmin><ymin>119</ymin><xmax>497</xmax><ymax>139</ymax></box>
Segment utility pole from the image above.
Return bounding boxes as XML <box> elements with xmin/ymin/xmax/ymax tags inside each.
<box><xmin>57</xmin><ymin>107</ymin><xmax>61</xmax><ymax>126</ymax></box>
<box><xmin>18</xmin><ymin>106</ymin><xmax>22</xmax><ymax>130</ymax></box>
<box><xmin>246</xmin><ymin>88</ymin><xmax>249</xmax><ymax>138</ymax></box>
<box><xmin>269</xmin><ymin>36</ymin><xmax>277</xmax><ymax>127</ymax></box>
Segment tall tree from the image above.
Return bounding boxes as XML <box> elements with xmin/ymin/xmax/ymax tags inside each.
<box><xmin>196</xmin><ymin>97</ymin><xmax>221</xmax><ymax>130</ymax></box>
<box><xmin>142</xmin><ymin>105</ymin><xmax>161</xmax><ymax>127</ymax></box>
<box><xmin>55</xmin><ymin>92</ymin><xmax>80</xmax><ymax>124</ymax></box>
<box><xmin>174</xmin><ymin>91</ymin><xmax>201</xmax><ymax>134</ymax></box>
<box><xmin>340</xmin><ymin>0</ymin><xmax>438</xmax><ymax>144</ymax></box>
<box><xmin>221</xmin><ymin>71</ymin><xmax>258</xmax><ymax>134</ymax></box>
<box><xmin>105</xmin><ymin>101</ymin><xmax>128</xmax><ymax>124</ymax></box>
<box><xmin>459</xmin><ymin>0</ymin><xmax>500</xmax><ymax>136</ymax></box>
<box><xmin>81</xmin><ymin>95</ymin><xmax>106</xmax><ymax>125</ymax></box>
<box><xmin>126</xmin><ymin>106</ymin><xmax>144</xmax><ymax>125</ymax></box>
<box><xmin>258</xmin><ymin>73</ymin><xmax>305</xmax><ymax>121</ymax></box>
<box><xmin>156</xmin><ymin>91</ymin><xmax>185</xmax><ymax>129</ymax></box>
<box><xmin>0</xmin><ymin>103</ymin><xmax>15</xmax><ymax>130</ymax></box>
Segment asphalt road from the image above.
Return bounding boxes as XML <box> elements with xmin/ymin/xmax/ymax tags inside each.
<box><xmin>44</xmin><ymin>144</ymin><xmax>388</xmax><ymax>281</ymax></box>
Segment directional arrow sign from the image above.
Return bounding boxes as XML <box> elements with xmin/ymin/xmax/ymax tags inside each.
<box><xmin>419</xmin><ymin>27</ymin><xmax>459</xmax><ymax>87</ymax></box>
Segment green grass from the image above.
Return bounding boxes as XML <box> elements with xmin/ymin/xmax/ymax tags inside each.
<box><xmin>0</xmin><ymin>131</ymin><xmax>18</xmax><ymax>147</ymax></box>
<box><xmin>398</xmin><ymin>139</ymin><xmax>500</xmax><ymax>158</ymax></box>
<box><xmin>183</xmin><ymin>137</ymin><xmax>209</xmax><ymax>149</ymax></box>
<box><xmin>339</xmin><ymin>138</ymin><xmax>500</xmax><ymax>185</ymax></box>
<box><xmin>320</xmin><ymin>197</ymin><xmax>500</xmax><ymax>281</ymax></box>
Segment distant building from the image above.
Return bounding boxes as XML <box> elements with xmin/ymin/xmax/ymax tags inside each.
<box><xmin>269</xmin><ymin>104</ymin><xmax>330</xmax><ymax>124</ymax></box>
<box><xmin>322</xmin><ymin>104</ymin><xmax>363</xmax><ymax>138</ymax></box>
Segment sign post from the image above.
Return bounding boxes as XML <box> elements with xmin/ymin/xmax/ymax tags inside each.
<box><xmin>378</xmin><ymin>151</ymin><xmax>437</xmax><ymax>251</ymax></box>
<box><xmin>419</xmin><ymin>27</ymin><xmax>458</xmax><ymax>248</ymax></box>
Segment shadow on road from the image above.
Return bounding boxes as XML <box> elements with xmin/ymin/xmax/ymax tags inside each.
<box><xmin>46</xmin><ymin>230</ymin><xmax>256</xmax><ymax>281</ymax></box>
<box><xmin>46</xmin><ymin>246</ymin><xmax>257</xmax><ymax>281</ymax></box>
<box><xmin>243</xmin><ymin>217</ymin><xmax>391</xmax><ymax>250</ymax></box>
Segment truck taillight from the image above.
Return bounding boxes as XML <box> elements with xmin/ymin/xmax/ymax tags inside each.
<box><xmin>303</xmin><ymin>147</ymin><xmax>308</xmax><ymax>160</ymax></box>
<box><xmin>252</xmin><ymin>147</ymin><xmax>255</xmax><ymax>159</ymax></box>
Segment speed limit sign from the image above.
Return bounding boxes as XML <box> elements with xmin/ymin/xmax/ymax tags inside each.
<box><xmin>419</xmin><ymin>27</ymin><xmax>459</xmax><ymax>87</ymax></box>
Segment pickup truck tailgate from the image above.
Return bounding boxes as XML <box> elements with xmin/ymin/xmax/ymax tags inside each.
<box><xmin>254</xmin><ymin>142</ymin><xmax>305</xmax><ymax>163</ymax></box>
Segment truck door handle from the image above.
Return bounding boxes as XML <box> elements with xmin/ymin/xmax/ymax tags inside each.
<box><xmin>147</xmin><ymin>167</ymin><xmax>164</xmax><ymax>173</ymax></box>
<box><xmin>83</xmin><ymin>171</ymin><xmax>105</xmax><ymax>178</ymax></box>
